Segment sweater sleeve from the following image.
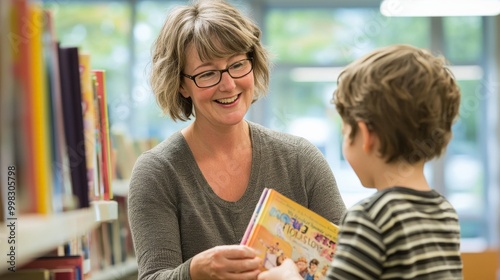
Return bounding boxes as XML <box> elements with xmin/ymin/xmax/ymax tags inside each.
<box><xmin>326</xmin><ymin>208</ymin><xmax>384</xmax><ymax>280</ymax></box>
<box><xmin>128</xmin><ymin>151</ymin><xmax>192</xmax><ymax>280</ymax></box>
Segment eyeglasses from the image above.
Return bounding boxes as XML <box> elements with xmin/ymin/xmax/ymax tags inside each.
<box><xmin>181</xmin><ymin>58</ymin><xmax>253</xmax><ymax>88</ymax></box>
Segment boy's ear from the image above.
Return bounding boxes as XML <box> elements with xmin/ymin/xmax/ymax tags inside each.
<box><xmin>357</xmin><ymin>121</ymin><xmax>376</xmax><ymax>153</ymax></box>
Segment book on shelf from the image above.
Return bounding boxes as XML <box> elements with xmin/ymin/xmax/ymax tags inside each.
<box><xmin>8</xmin><ymin>0</ymin><xmax>54</xmax><ymax>215</ymax></box>
<box><xmin>92</xmin><ymin>70</ymin><xmax>113</xmax><ymax>200</ymax></box>
<box><xmin>44</xmin><ymin>9</ymin><xmax>74</xmax><ymax>213</ymax></box>
<box><xmin>58</xmin><ymin>45</ymin><xmax>89</xmax><ymax>209</ymax></box>
<box><xmin>241</xmin><ymin>188</ymin><xmax>339</xmax><ymax>277</ymax></box>
<box><xmin>79</xmin><ymin>53</ymin><xmax>98</xmax><ymax>202</ymax></box>
<box><xmin>0</xmin><ymin>0</ymin><xmax>132</xmax><ymax>278</ymax></box>
<box><xmin>2</xmin><ymin>269</ymin><xmax>51</xmax><ymax>280</ymax></box>
<box><xmin>20</xmin><ymin>255</ymin><xmax>83</xmax><ymax>280</ymax></box>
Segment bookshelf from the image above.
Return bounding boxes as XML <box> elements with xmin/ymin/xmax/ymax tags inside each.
<box><xmin>0</xmin><ymin>200</ymin><xmax>118</xmax><ymax>272</ymax></box>
<box><xmin>0</xmin><ymin>0</ymin><xmax>137</xmax><ymax>278</ymax></box>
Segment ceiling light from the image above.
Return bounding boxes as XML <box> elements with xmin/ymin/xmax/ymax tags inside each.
<box><xmin>380</xmin><ymin>0</ymin><xmax>500</xmax><ymax>17</ymax></box>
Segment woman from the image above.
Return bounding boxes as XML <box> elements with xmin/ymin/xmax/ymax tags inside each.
<box><xmin>127</xmin><ymin>1</ymin><xmax>346</xmax><ymax>279</ymax></box>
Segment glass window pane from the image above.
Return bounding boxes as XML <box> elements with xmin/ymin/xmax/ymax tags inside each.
<box><xmin>445</xmin><ymin>79</ymin><xmax>485</xmax><ymax>238</ymax></box>
<box><xmin>48</xmin><ymin>2</ymin><xmax>132</xmax><ymax>130</ymax></box>
<box><xmin>265</xmin><ymin>8</ymin><xmax>430</xmax><ymax>65</ymax></box>
<box><xmin>443</xmin><ymin>17</ymin><xmax>482</xmax><ymax>64</ymax></box>
<box><xmin>132</xmin><ymin>1</ymin><xmax>186</xmax><ymax>140</ymax></box>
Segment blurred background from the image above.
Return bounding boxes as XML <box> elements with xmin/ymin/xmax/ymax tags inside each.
<box><xmin>44</xmin><ymin>0</ymin><xmax>499</xmax><ymax>252</ymax></box>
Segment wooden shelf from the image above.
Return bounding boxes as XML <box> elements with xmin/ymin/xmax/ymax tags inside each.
<box><xmin>0</xmin><ymin>200</ymin><xmax>118</xmax><ymax>272</ymax></box>
<box><xmin>112</xmin><ymin>179</ymin><xmax>129</xmax><ymax>197</ymax></box>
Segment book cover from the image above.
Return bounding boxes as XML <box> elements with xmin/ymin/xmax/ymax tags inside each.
<box><xmin>241</xmin><ymin>188</ymin><xmax>339</xmax><ymax>278</ymax></box>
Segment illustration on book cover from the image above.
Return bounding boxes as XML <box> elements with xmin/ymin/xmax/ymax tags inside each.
<box><xmin>242</xmin><ymin>188</ymin><xmax>339</xmax><ymax>278</ymax></box>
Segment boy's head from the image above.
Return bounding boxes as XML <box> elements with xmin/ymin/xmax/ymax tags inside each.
<box><xmin>309</xmin><ymin>258</ymin><xmax>319</xmax><ymax>271</ymax></box>
<box><xmin>333</xmin><ymin>44</ymin><xmax>461</xmax><ymax>164</ymax></box>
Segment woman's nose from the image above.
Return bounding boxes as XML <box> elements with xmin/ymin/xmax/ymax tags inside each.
<box><xmin>217</xmin><ymin>71</ymin><xmax>236</xmax><ymax>91</ymax></box>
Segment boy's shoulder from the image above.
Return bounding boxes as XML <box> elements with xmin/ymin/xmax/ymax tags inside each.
<box><xmin>348</xmin><ymin>187</ymin><xmax>450</xmax><ymax>219</ymax></box>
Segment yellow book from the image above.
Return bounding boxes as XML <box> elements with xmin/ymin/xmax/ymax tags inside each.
<box><xmin>79</xmin><ymin>53</ymin><xmax>97</xmax><ymax>201</ymax></box>
<box><xmin>241</xmin><ymin>188</ymin><xmax>339</xmax><ymax>277</ymax></box>
<box><xmin>1</xmin><ymin>269</ymin><xmax>51</xmax><ymax>280</ymax></box>
<box><xmin>29</xmin><ymin>3</ymin><xmax>52</xmax><ymax>214</ymax></box>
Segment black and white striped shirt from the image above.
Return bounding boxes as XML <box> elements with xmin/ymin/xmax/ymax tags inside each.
<box><xmin>327</xmin><ymin>187</ymin><xmax>462</xmax><ymax>279</ymax></box>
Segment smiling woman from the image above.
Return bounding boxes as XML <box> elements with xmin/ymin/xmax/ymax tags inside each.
<box><xmin>127</xmin><ymin>1</ymin><xmax>346</xmax><ymax>280</ymax></box>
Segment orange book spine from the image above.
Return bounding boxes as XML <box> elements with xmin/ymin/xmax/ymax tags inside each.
<box><xmin>92</xmin><ymin>70</ymin><xmax>112</xmax><ymax>200</ymax></box>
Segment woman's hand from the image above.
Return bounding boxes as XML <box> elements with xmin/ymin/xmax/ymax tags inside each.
<box><xmin>257</xmin><ymin>258</ymin><xmax>303</xmax><ymax>280</ymax></box>
<box><xmin>190</xmin><ymin>245</ymin><xmax>262</xmax><ymax>280</ymax></box>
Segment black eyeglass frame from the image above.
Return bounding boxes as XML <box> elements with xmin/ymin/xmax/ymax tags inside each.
<box><xmin>181</xmin><ymin>58</ymin><xmax>254</xmax><ymax>88</ymax></box>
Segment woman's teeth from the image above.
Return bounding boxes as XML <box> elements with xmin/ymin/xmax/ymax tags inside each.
<box><xmin>217</xmin><ymin>95</ymin><xmax>238</xmax><ymax>104</ymax></box>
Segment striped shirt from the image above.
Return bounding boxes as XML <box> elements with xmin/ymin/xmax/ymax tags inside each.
<box><xmin>327</xmin><ymin>187</ymin><xmax>463</xmax><ymax>280</ymax></box>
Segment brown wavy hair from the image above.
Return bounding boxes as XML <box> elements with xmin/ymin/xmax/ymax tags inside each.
<box><xmin>333</xmin><ymin>44</ymin><xmax>461</xmax><ymax>164</ymax></box>
<box><xmin>150</xmin><ymin>0</ymin><xmax>271</xmax><ymax>121</ymax></box>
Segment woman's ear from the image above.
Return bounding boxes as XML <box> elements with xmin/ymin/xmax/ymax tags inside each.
<box><xmin>179</xmin><ymin>83</ymin><xmax>189</xmax><ymax>98</ymax></box>
<box><xmin>357</xmin><ymin>121</ymin><xmax>376</xmax><ymax>153</ymax></box>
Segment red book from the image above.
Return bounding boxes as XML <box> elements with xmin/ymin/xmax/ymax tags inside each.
<box><xmin>52</xmin><ymin>268</ymin><xmax>76</xmax><ymax>280</ymax></box>
<box><xmin>21</xmin><ymin>255</ymin><xmax>83</xmax><ymax>280</ymax></box>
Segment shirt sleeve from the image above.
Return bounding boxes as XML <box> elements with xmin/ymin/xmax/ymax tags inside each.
<box><xmin>326</xmin><ymin>208</ymin><xmax>385</xmax><ymax>280</ymax></box>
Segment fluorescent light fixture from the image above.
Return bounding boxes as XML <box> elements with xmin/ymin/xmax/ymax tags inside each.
<box><xmin>290</xmin><ymin>67</ymin><xmax>344</xmax><ymax>82</ymax></box>
<box><xmin>448</xmin><ymin>65</ymin><xmax>483</xmax><ymax>81</ymax></box>
<box><xmin>290</xmin><ymin>65</ymin><xmax>482</xmax><ymax>82</ymax></box>
<box><xmin>380</xmin><ymin>0</ymin><xmax>500</xmax><ymax>17</ymax></box>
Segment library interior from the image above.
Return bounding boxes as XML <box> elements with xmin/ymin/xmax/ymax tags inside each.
<box><xmin>0</xmin><ymin>0</ymin><xmax>499</xmax><ymax>279</ymax></box>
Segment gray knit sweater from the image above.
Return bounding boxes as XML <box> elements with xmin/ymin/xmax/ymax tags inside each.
<box><xmin>128</xmin><ymin>122</ymin><xmax>346</xmax><ymax>280</ymax></box>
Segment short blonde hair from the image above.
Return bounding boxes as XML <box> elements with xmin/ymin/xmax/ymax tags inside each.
<box><xmin>333</xmin><ymin>44</ymin><xmax>461</xmax><ymax>164</ymax></box>
<box><xmin>150</xmin><ymin>0</ymin><xmax>271</xmax><ymax>121</ymax></box>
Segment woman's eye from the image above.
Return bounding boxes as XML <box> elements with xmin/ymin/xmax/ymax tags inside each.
<box><xmin>198</xmin><ymin>71</ymin><xmax>217</xmax><ymax>80</ymax></box>
<box><xmin>230</xmin><ymin>61</ymin><xmax>244</xmax><ymax>70</ymax></box>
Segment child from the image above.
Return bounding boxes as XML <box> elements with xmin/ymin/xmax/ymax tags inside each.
<box><xmin>258</xmin><ymin>44</ymin><xmax>463</xmax><ymax>279</ymax></box>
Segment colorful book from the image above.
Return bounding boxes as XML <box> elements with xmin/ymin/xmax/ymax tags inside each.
<box><xmin>92</xmin><ymin>70</ymin><xmax>113</xmax><ymax>200</ymax></box>
<box><xmin>79</xmin><ymin>53</ymin><xmax>98</xmax><ymax>202</ymax></box>
<box><xmin>241</xmin><ymin>188</ymin><xmax>339</xmax><ymax>277</ymax></box>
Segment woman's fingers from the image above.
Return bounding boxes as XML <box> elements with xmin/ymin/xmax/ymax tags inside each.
<box><xmin>215</xmin><ymin>244</ymin><xmax>259</xmax><ymax>260</ymax></box>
